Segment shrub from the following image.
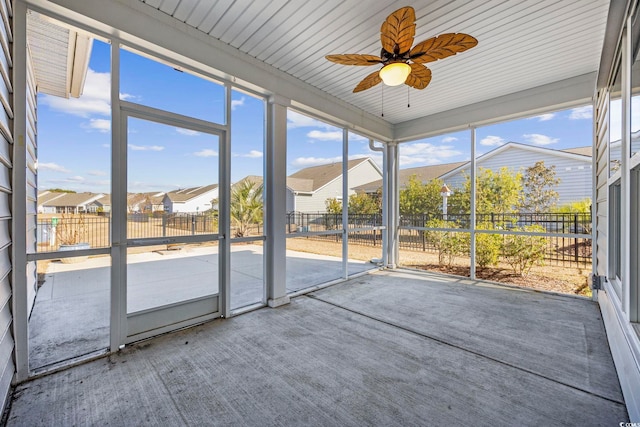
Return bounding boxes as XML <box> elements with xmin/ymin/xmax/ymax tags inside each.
<box><xmin>475</xmin><ymin>222</ymin><xmax>502</xmax><ymax>269</ymax></box>
<box><xmin>425</xmin><ymin>219</ymin><xmax>467</xmax><ymax>267</ymax></box>
<box><xmin>502</xmin><ymin>225</ymin><xmax>548</xmax><ymax>276</ymax></box>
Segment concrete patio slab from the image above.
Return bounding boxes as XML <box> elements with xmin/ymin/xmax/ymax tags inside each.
<box><xmin>28</xmin><ymin>245</ymin><xmax>375</xmax><ymax>369</ymax></box>
<box><xmin>11</xmin><ymin>269</ymin><xmax>627</xmax><ymax>426</ymax></box>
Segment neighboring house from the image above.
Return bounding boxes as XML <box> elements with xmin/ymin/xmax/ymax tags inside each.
<box><xmin>163</xmin><ymin>184</ymin><xmax>218</xmax><ymax>213</ymax></box>
<box><xmin>37</xmin><ymin>191</ymin><xmax>65</xmax><ymax>213</ymax></box>
<box><xmin>286</xmin><ymin>157</ymin><xmax>382</xmax><ymax>212</ymax></box>
<box><xmin>354</xmin><ymin>161</ymin><xmax>466</xmax><ymax>194</ymax></box>
<box><xmin>356</xmin><ymin>143</ymin><xmax>592</xmax><ymax>207</ymax></box>
<box><xmin>88</xmin><ymin>194</ymin><xmax>112</xmax><ymax>213</ymax></box>
<box><xmin>38</xmin><ymin>192</ymin><xmax>105</xmax><ymax>214</ymax></box>
<box><xmin>128</xmin><ymin>192</ymin><xmax>165</xmax><ymax>213</ymax></box>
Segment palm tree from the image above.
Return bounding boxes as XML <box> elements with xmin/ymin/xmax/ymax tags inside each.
<box><xmin>230</xmin><ymin>180</ymin><xmax>263</xmax><ymax>237</ymax></box>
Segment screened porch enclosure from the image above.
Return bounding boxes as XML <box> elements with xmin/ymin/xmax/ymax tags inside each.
<box><xmin>5</xmin><ymin>0</ymin><xmax>639</xmax><ymax>423</ymax></box>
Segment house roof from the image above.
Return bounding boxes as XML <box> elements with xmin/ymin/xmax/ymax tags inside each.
<box><xmin>128</xmin><ymin>192</ymin><xmax>165</xmax><ymax>206</ymax></box>
<box><xmin>95</xmin><ymin>194</ymin><xmax>111</xmax><ymax>206</ymax></box>
<box><xmin>37</xmin><ymin>191</ymin><xmax>66</xmax><ymax>206</ymax></box>
<box><xmin>287</xmin><ymin>158</ymin><xmax>375</xmax><ymax>193</ymax></box>
<box><xmin>354</xmin><ymin>161</ymin><xmax>466</xmax><ymax>193</ymax></box>
<box><xmin>440</xmin><ymin>142</ymin><xmax>593</xmax><ymax>181</ymax></box>
<box><xmin>166</xmin><ymin>184</ymin><xmax>218</xmax><ymax>203</ymax></box>
<box><xmin>40</xmin><ymin>192</ymin><xmax>104</xmax><ymax>207</ymax></box>
<box><xmin>561</xmin><ymin>146</ymin><xmax>592</xmax><ymax>157</ymax></box>
<box><xmin>356</xmin><ymin>143</ymin><xmax>593</xmax><ymax>193</ymax></box>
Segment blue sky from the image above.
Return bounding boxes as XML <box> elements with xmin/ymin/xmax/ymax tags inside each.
<box><xmin>37</xmin><ymin>39</ymin><xmax>597</xmax><ymax>194</ymax></box>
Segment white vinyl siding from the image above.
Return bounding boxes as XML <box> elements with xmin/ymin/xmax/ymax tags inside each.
<box><xmin>595</xmin><ymin>89</ymin><xmax>609</xmax><ymax>277</ymax></box>
<box><xmin>25</xmin><ymin>46</ymin><xmax>36</xmax><ymax>314</ymax></box>
<box><xmin>293</xmin><ymin>160</ymin><xmax>382</xmax><ymax>213</ymax></box>
<box><xmin>0</xmin><ymin>0</ymin><xmax>12</xmax><ymax>413</ymax></box>
<box><xmin>443</xmin><ymin>146</ymin><xmax>592</xmax><ymax>206</ymax></box>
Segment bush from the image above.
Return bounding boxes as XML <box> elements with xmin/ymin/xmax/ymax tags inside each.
<box><xmin>475</xmin><ymin>222</ymin><xmax>502</xmax><ymax>269</ymax></box>
<box><xmin>502</xmin><ymin>225</ymin><xmax>548</xmax><ymax>276</ymax></box>
<box><xmin>425</xmin><ymin>219</ymin><xmax>467</xmax><ymax>267</ymax></box>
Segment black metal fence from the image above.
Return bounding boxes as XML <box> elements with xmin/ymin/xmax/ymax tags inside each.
<box><xmin>35</xmin><ymin>211</ymin><xmax>592</xmax><ymax>267</ymax></box>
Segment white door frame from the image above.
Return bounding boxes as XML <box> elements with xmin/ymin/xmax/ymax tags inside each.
<box><xmin>113</xmin><ymin>100</ymin><xmax>229</xmax><ymax>347</ymax></box>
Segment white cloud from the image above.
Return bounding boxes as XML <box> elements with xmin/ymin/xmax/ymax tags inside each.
<box><xmin>231</xmin><ymin>97</ymin><xmax>245</xmax><ymax>111</ymax></box>
<box><xmin>38</xmin><ymin>162</ymin><xmax>70</xmax><ymax>173</ymax></box>
<box><xmin>287</xmin><ymin>111</ymin><xmax>331</xmax><ymax>129</ymax></box>
<box><xmin>479</xmin><ymin>135</ymin><xmax>506</xmax><ymax>146</ymax></box>
<box><xmin>85</xmin><ymin>118</ymin><xmax>110</xmax><ymax>133</ymax></box>
<box><xmin>534</xmin><ymin>113</ymin><xmax>555</xmax><ymax>121</ymax></box>
<box><xmin>88</xmin><ymin>170</ymin><xmax>107</xmax><ymax>176</ymax></box>
<box><xmin>307</xmin><ymin>130</ymin><xmax>342</xmax><ymax>141</ymax></box>
<box><xmin>441</xmin><ymin>136</ymin><xmax>458</xmax><ymax>143</ymax></box>
<box><xmin>194</xmin><ymin>149</ymin><xmax>218</xmax><ymax>157</ymax></box>
<box><xmin>348</xmin><ymin>133</ymin><xmax>367</xmax><ymax>141</ymax></box>
<box><xmin>39</xmin><ymin>69</ymin><xmax>134</xmax><ymax>118</ymax></box>
<box><xmin>67</xmin><ymin>176</ymin><xmax>86</xmax><ymax>183</ymax></box>
<box><xmin>176</xmin><ymin>128</ymin><xmax>200</xmax><ymax>136</ymax></box>
<box><xmin>398</xmin><ymin>142</ymin><xmax>463</xmax><ymax>167</ymax></box>
<box><xmin>128</xmin><ymin>144</ymin><xmax>164</xmax><ymax>151</ymax></box>
<box><xmin>522</xmin><ymin>133</ymin><xmax>558</xmax><ymax>145</ymax></box>
<box><xmin>291</xmin><ymin>156</ymin><xmax>342</xmax><ymax>168</ymax></box>
<box><xmin>238</xmin><ymin>150</ymin><xmax>263</xmax><ymax>158</ymax></box>
<box><xmin>569</xmin><ymin>105</ymin><xmax>593</xmax><ymax>120</ymax></box>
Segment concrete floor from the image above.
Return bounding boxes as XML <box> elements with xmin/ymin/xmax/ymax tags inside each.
<box><xmin>12</xmin><ymin>269</ymin><xmax>627</xmax><ymax>426</ymax></box>
<box><xmin>28</xmin><ymin>245</ymin><xmax>374</xmax><ymax>369</ymax></box>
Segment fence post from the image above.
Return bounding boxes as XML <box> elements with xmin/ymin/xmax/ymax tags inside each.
<box><xmin>162</xmin><ymin>214</ymin><xmax>166</xmax><ymax>237</ymax></box>
<box><xmin>191</xmin><ymin>215</ymin><xmax>196</xmax><ymax>235</ymax></box>
<box><xmin>574</xmin><ymin>214</ymin><xmax>579</xmax><ymax>264</ymax></box>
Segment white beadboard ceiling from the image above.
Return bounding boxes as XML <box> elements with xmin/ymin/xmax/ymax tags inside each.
<box><xmin>138</xmin><ymin>0</ymin><xmax>609</xmax><ymax>125</ymax></box>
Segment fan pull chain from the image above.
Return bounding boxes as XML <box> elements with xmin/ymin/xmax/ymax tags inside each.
<box><xmin>407</xmin><ymin>86</ymin><xmax>410</xmax><ymax>108</ymax></box>
<box><xmin>381</xmin><ymin>84</ymin><xmax>384</xmax><ymax>117</ymax></box>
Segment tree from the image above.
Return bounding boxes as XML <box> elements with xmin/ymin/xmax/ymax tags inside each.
<box><xmin>399</xmin><ymin>175</ymin><xmax>445</xmax><ymax>215</ymax></box>
<box><xmin>47</xmin><ymin>188</ymin><xmax>76</xmax><ymax>193</ymax></box>
<box><xmin>230</xmin><ymin>180</ymin><xmax>263</xmax><ymax>237</ymax></box>
<box><xmin>448</xmin><ymin>167</ymin><xmax>523</xmax><ymax>216</ymax></box>
<box><xmin>325</xmin><ymin>197</ymin><xmax>342</xmax><ymax>214</ymax></box>
<box><xmin>521</xmin><ymin>161</ymin><xmax>560</xmax><ymax>213</ymax></box>
<box><xmin>348</xmin><ymin>192</ymin><xmax>380</xmax><ymax>214</ymax></box>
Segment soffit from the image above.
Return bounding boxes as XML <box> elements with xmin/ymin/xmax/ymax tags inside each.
<box><xmin>140</xmin><ymin>0</ymin><xmax>609</xmax><ymax>126</ymax></box>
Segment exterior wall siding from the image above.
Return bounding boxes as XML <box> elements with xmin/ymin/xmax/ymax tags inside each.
<box><xmin>595</xmin><ymin>90</ymin><xmax>609</xmax><ymax>277</ymax></box>
<box><xmin>293</xmin><ymin>160</ymin><xmax>382</xmax><ymax>213</ymax></box>
<box><xmin>0</xmin><ymin>0</ymin><xmax>12</xmax><ymax>412</ymax></box>
<box><xmin>25</xmin><ymin>46</ymin><xmax>36</xmax><ymax>314</ymax></box>
<box><xmin>442</xmin><ymin>147</ymin><xmax>592</xmax><ymax>206</ymax></box>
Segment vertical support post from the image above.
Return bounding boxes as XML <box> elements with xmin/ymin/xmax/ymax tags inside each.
<box><xmin>219</xmin><ymin>83</ymin><xmax>232</xmax><ymax>317</ymax></box>
<box><xmin>342</xmin><ymin>128</ymin><xmax>348</xmax><ymax>279</ymax></box>
<box><xmin>621</xmin><ymin>23</ymin><xmax>632</xmax><ymax>319</ymax></box>
<box><xmin>265</xmin><ymin>96</ymin><xmax>290</xmax><ymax>308</ymax></box>
<box><xmin>12</xmin><ymin>0</ymin><xmax>29</xmax><ymax>382</ymax></box>
<box><xmin>110</xmin><ymin>41</ymin><xmax>127</xmax><ymax>350</ymax></box>
<box><xmin>384</xmin><ymin>141</ymin><xmax>399</xmax><ymax>268</ymax></box>
<box><xmin>470</xmin><ymin>127</ymin><xmax>477</xmax><ymax>280</ymax></box>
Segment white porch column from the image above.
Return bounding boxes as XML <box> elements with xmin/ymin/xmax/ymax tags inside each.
<box><xmin>12</xmin><ymin>0</ymin><xmax>29</xmax><ymax>382</ymax></box>
<box><xmin>384</xmin><ymin>141</ymin><xmax>399</xmax><ymax>268</ymax></box>
<box><xmin>265</xmin><ymin>95</ymin><xmax>290</xmax><ymax>308</ymax></box>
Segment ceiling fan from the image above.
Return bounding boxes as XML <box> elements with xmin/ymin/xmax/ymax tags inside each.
<box><xmin>326</xmin><ymin>6</ymin><xmax>478</xmax><ymax>93</ymax></box>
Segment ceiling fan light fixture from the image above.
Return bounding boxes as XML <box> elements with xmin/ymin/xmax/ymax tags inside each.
<box><xmin>379</xmin><ymin>62</ymin><xmax>411</xmax><ymax>86</ymax></box>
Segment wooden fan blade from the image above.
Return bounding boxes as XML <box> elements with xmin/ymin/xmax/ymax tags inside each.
<box><xmin>380</xmin><ymin>6</ymin><xmax>416</xmax><ymax>54</ymax></box>
<box><xmin>326</xmin><ymin>54</ymin><xmax>382</xmax><ymax>66</ymax></box>
<box><xmin>405</xmin><ymin>63</ymin><xmax>432</xmax><ymax>90</ymax></box>
<box><xmin>410</xmin><ymin>33</ymin><xmax>478</xmax><ymax>64</ymax></box>
<box><xmin>353</xmin><ymin>70</ymin><xmax>382</xmax><ymax>93</ymax></box>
